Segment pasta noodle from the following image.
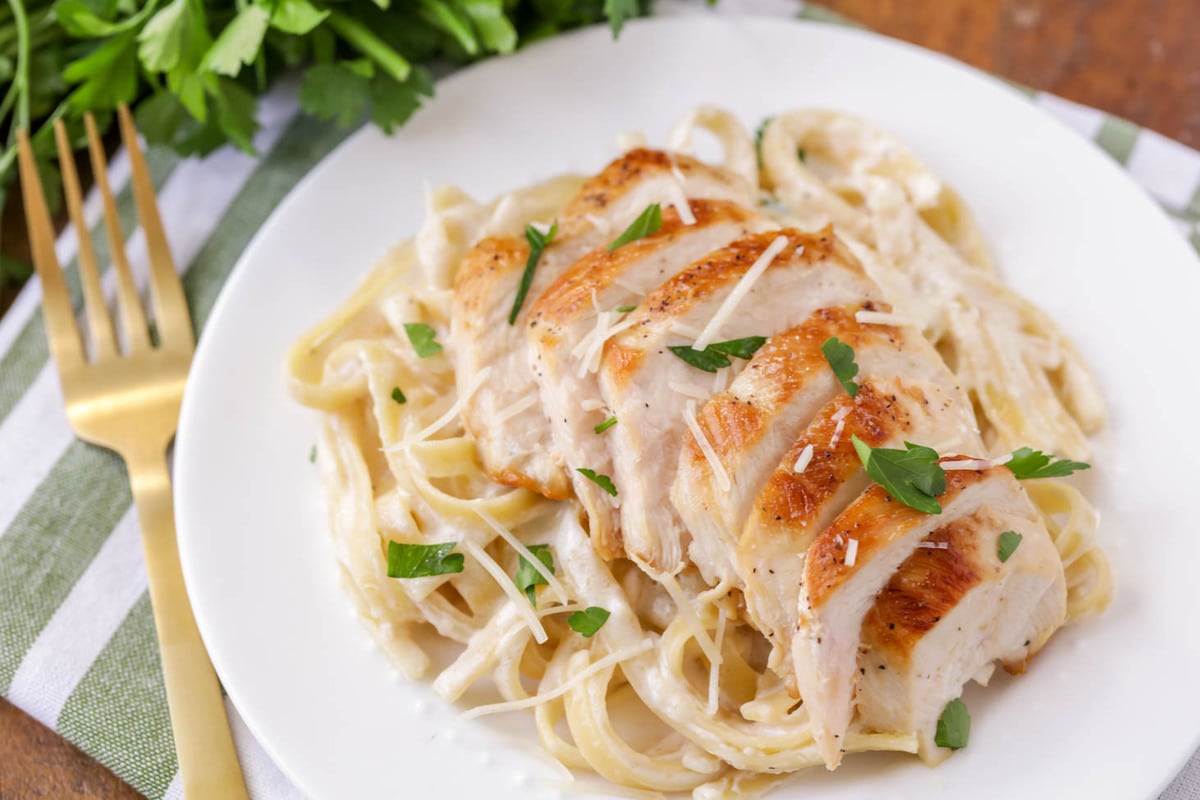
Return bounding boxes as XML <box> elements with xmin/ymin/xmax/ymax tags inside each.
<box><xmin>286</xmin><ymin>107</ymin><xmax>1113</xmax><ymax>797</ymax></box>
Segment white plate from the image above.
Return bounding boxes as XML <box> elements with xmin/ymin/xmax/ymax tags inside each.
<box><xmin>175</xmin><ymin>16</ymin><xmax>1200</xmax><ymax>800</ymax></box>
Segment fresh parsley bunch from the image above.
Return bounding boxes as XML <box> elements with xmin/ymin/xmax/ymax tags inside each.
<box><xmin>0</xmin><ymin>0</ymin><xmax>646</xmax><ymax>287</ymax></box>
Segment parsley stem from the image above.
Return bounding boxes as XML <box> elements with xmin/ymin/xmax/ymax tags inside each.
<box><xmin>415</xmin><ymin>0</ymin><xmax>478</xmax><ymax>55</ymax></box>
<box><xmin>7</xmin><ymin>0</ymin><xmax>30</xmax><ymax>132</ymax></box>
<box><xmin>326</xmin><ymin>10</ymin><xmax>411</xmax><ymax>82</ymax></box>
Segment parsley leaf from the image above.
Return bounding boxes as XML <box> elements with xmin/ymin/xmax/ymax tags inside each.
<box><xmin>568</xmin><ymin>606</ymin><xmax>611</xmax><ymax>637</ymax></box>
<box><xmin>509</xmin><ymin>221</ymin><xmax>558</xmax><ymax>324</ymax></box>
<box><xmin>607</xmin><ymin>204</ymin><xmax>662</xmax><ymax>251</ymax></box>
<box><xmin>387</xmin><ymin>541</ymin><xmax>464</xmax><ymax>578</ymax></box>
<box><xmin>308</xmin><ymin>445</ymin><xmax>317</xmax><ymax>463</ymax></box>
<box><xmin>821</xmin><ymin>336</ymin><xmax>860</xmax><ymax>397</ymax></box>
<box><xmin>1005</xmin><ymin>447</ymin><xmax>1091</xmax><ymax>480</ymax></box>
<box><xmin>201</xmin><ymin>5</ymin><xmax>270</xmax><ymax>76</ymax></box>
<box><xmin>514</xmin><ymin>544</ymin><xmax>555</xmax><ymax>606</ymax></box>
<box><xmin>391</xmin><ymin>386</ymin><xmax>406</xmax><ymax>404</ymax></box>
<box><xmin>577</xmin><ymin>468</ymin><xmax>618</xmax><ymax>497</ymax></box>
<box><xmin>851</xmin><ymin>436</ymin><xmax>946</xmax><ymax>515</ymax></box>
<box><xmin>603</xmin><ymin>0</ymin><xmax>639</xmax><ymax>37</ymax></box>
<box><xmin>710</xmin><ymin>336</ymin><xmax>767</xmax><ymax>359</ymax></box>
<box><xmin>934</xmin><ymin>698</ymin><xmax>970</xmax><ymax>750</ymax></box>
<box><xmin>269</xmin><ymin>0</ymin><xmax>330</xmax><ymax>35</ymax></box>
<box><xmin>299</xmin><ymin>61</ymin><xmax>372</xmax><ymax>125</ymax></box>
<box><xmin>615</xmin><ymin>305</ymin><xmax>637</xmax><ymax>313</ymax></box>
<box><xmin>403</xmin><ymin>322</ymin><xmax>442</xmax><ymax>357</ymax></box>
<box><xmin>668</xmin><ymin>337</ymin><xmax>767</xmax><ymax>373</ymax></box>
<box><xmin>594</xmin><ymin>416</ymin><xmax>618</xmax><ymax>434</ymax></box>
<box><xmin>796</xmin><ymin>147</ymin><xmax>806</xmax><ymax>163</ymax></box>
<box><xmin>997</xmin><ymin>530</ymin><xmax>1023</xmax><ymax>563</ymax></box>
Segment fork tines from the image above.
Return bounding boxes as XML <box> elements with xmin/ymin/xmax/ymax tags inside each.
<box><xmin>16</xmin><ymin>107</ymin><xmax>193</xmax><ymax>368</ymax></box>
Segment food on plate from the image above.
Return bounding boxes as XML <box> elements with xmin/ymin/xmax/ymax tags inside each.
<box><xmin>286</xmin><ymin>107</ymin><xmax>1112</xmax><ymax>797</ymax></box>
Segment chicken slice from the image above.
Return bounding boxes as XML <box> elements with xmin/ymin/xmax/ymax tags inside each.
<box><xmin>674</xmin><ymin>304</ymin><xmax>973</xmax><ymax>586</ymax></box>
<box><xmin>733</xmin><ymin>372</ymin><xmax>979</xmax><ymax>678</ymax></box>
<box><xmin>856</xmin><ymin>508</ymin><xmax>1066</xmax><ymax>762</ymax></box>
<box><xmin>527</xmin><ymin>199</ymin><xmax>775</xmax><ymax>558</ymax></box>
<box><xmin>451</xmin><ymin>149</ymin><xmax>754</xmax><ymax>498</ymax></box>
<box><xmin>599</xmin><ymin>229</ymin><xmax>880</xmax><ymax>573</ymax></box>
<box><xmin>792</xmin><ymin>466</ymin><xmax>1036</xmax><ymax>769</ymax></box>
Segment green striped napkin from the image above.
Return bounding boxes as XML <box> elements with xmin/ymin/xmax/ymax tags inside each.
<box><xmin>1</xmin><ymin>2</ymin><xmax>1197</xmax><ymax>797</ymax></box>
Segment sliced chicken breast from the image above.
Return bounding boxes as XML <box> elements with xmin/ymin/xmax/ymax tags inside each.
<box><xmin>674</xmin><ymin>303</ymin><xmax>974</xmax><ymax>586</ymax></box>
<box><xmin>599</xmin><ymin>229</ymin><xmax>880</xmax><ymax>573</ymax></box>
<box><xmin>856</xmin><ymin>508</ymin><xmax>1066</xmax><ymax>762</ymax></box>
<box><xmin>791</xmin><ymin>466</ymin><xmax>1036</xmax><ymax>769</ymax></box>
<box><xmin>527</xmin><ymin>200</ymin><xmax>774</xmax><ymax>558</ymax></box>
<box><xmin>733</xmin><ymin>373</ymin><xmax>980</xmax><ymax>679</ymax></box>
<box><xmin>451</xmin><ymin>149</ymin><xmax>754</xmax><ymax>498</ymax></box>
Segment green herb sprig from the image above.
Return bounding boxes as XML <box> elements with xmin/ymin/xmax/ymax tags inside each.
<box><xmin>514</xmin><ymin>544</ymin><xmax>554</xmax><ymax>606</ymax></box>
<box><xmin>935</xmin><ymin>698</ymin><xmax>970</xmax><ymax>750</ymax></box>
<box><xmin>1005</xmin><ymin>447</ymin><xmax>1091</xmax><ymax>480</ymax></box>
<box><xmin>577</xmin><ymin>467</ymin><xmax>617</xmax><ymax>496</ymax></box>
<box><xmin>509</xmin><ymin>221</ymin><xmax>557</xmax><ymax>324</ymax></box>
<box><xmin>387</xmin><ymin>541</ymin><xmax>464</xmax><ymax>578</ymax></box>
<box><xmin>403</xmin><ymin>322</ymin><xmax>441</xmax><ymax>357</ymax></box>
<box><xmin>669</xmin><ymin>336</ymin><xmax>767</xmax><ymax>373</ymax></box>
<box><xmin>821</xmin><ymin>336</ymin><xmax>859</xmax><ymax>397</ymax></box>
<box><xmin>607</xmin><ymin>203</ymin><xmax>662</xmax><ymax>251</ymax></box>
<box><xmin>851</xmin><ymin>436</ymin><xmax>946</xmax><ymax>515</ymax></box>
<box><xmin>568</xmin><ymin>606</ymin><xmax>610</xmax><ymax>637</ymax></box>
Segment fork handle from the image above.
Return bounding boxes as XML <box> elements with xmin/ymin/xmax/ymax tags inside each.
<box><xmin>128</xmin><ymin>448</ymin><xmax>250</xmax><ymax>799</ymax></box>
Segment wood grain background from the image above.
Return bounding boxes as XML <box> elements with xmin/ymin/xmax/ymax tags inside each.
<box><xmin>1</xmin><ymin>0</ymin><xmax>1197</xmax><ymax>797</ymax></box>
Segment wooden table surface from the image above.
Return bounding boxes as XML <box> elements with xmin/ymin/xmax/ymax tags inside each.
<box><xmin>2</xmin><ymin>0</ymin><xmax>1198</xmax><ymax>797</ymax></box>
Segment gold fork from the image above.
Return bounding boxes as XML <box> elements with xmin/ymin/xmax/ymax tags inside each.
<box><xmin>17</xmin><ymin>108</ymin><xmax>249</xmax><ymax>799</ymax></box>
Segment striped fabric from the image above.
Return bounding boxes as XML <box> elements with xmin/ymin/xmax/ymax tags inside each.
<box><xmin>1</xmin><ymin>3</ymin><xmax>1198</xmax><ymax>797</ymax></box>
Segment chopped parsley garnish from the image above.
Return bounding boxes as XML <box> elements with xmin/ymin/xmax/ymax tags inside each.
<box><xmin>514</xmin><ymin>544</ymin><xmax>555</xmax><ymax>606</ymax></box>
<box><xmin>935</xmin><ymin>698</ymin><xmax>970</xmax><ymax>750</ymax></box>
<box><xmin>403</xmin><ymin>322</ymin><xmax>442</xmax><ymax>357</ymax></box>
<box><xmin>668</xmin><ymin>336</ymin><xmax>767</xmax><ymax>373</ymax></box>
<box><xmin>391</xmin><ymin>386</ymin><xmax>407</xmax><ymax>405</ymax></box>
<box><xmin>568</xmin><ymin>606</ymin><xmax>611</xmax><ymax>637</ymax></box>
<box><xmin>615</xmin><ymin>305</ymin><xmax>637</xmax><ymax>313</ymax></box>
<box><xmin>594</xmin><ymin>416</ymin><xmax>618</xmax><ymax>434</ymax></box>
<box><xmin>386</xmin><ymin>541</ymin><xmax>464</xmax><ymax>578</ymax></box>
<box><xmin>851</xmin><ymin>436</ymin><xmax>946</xmax><ymax>515</ymax></box>
<box><xmin>607</xmin><ymin>204</ymin><xmax>662</xmax><ymax>252</ymax></box>
<box><xmin>1005</xmin><ymin>447</ymin><xmax>1091</xmax><ymax>480</ymax></box>
<box><xmin>796</xmin><ymin>147</ymin><xmax>807</xmax><ymax>163</ymax></box>
<box><xmin>821</xmin><ymin>336</ymin><xmax>860</xmax><ymax>398</ymax></box>
<box><xmin>509</xmin><ymin>221</ymin><xmax>558</xmax><ymax>325</ymax></box>
<box><xmin>997</xmin><ymin>531</ymin><xmax>1023</xmax><ymax>563</ymax></box>
<box><xmin>309</xmin><ymin>445</ymin><xmax>316</xmax><ymax>463</ymax></box>
<box><xmin>577</xmin><ymin>468</ymin><xmax>618</xmax><ymax>496</ymax></box>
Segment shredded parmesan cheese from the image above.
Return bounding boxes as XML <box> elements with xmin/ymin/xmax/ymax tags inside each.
<box><xmin>668</xmin><ymin>380</ymin><xmax>710</xmax><ymax>400</ymax></box>
<box><xmin>657</xmin><ymin>572</ymin><xmax>723</xmax><ymax>667</ymax></box>
<box><xmin>473</xmin><ymin>507</ymin><xmax>569</xmax><ymax>605</ymax></box>
<box><xmin>855</xmin><ymin>309</ymin><xmax>910</xmax><ymax>327</ymax></box>
<box><xmin>665</xmin><ymin>179</ymin><xmax>697</xmax><ymax>226</ymax></box>
<box><xmin>670</xmin><ymin>320</ymin><xmax>703</xmax><ymax>339</ymax></box>
<box><xmin>684</xmin><ymin>400</ymin><xmax>730</xmax><ymax>493</ymax></box>
<box><xmin>828</xmin><ymin>405</ymin><xmax>852</xmax><ymax>448</ymax></box>
<box><xmin>707</xmin><ymin>606</ymin><xmax>727</xmax><ymax>716</ymax></box>
<box><xmin>941</xmin><ymin>453</ymin><xmax>1014</xmax><ymax>471</ymax></box>
<box><xmin>918</xmin><ymin>541</ymin><xmax>950</xmax><ymax>550</ymax></box>
<box><xmin>459</xmin><ymin>538</ymin><xmax>549</xmax><ymax>644</ymax></box>
<box><xmin>845</xmin><ymin>537</ymin><xmax>859</xmax><ymax>567</ymax></box>
<box><xmin>404</xmin><ymin>366</ymin><xmax>490</xmax><ymax>444</ymax></box>
<box><xmin>493</xmin><ymin>394</ymin><xmax>538</xmax><ymax>426</ymax></box>
<box><xmin>793</xmin><ymin>444</ymin><xmax>814</xmax><ymax>474</ymax></box>
<box><xmin>693</xmin><ymin>235</ymin><xmax>790</xmax><ymax>349</ymax></box>
<box><xmin>584</xmin><ymin>213</ymin><xmax>611</xmax><ymax>235</ymax></box>
<box><xmin>461</xmin><ymin>639</ymin><xmax>654</xmax><ymax>719</ymax></box>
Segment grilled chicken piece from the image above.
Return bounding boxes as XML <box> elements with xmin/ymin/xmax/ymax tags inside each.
<box><xmin>452</xmin><ymin>149</ymin><xmax>754</xmax><ymax>498</ymax></box>
<box><xmin>735</xmin><ymin>374</ymin><xmax>979</xmax><ymax>679</ymax></box>
<box><xmin>674</xmin><ymin>304</ymin><xmax>974</xmax><ymax>586</ymax></box>
<box><xmin>526</xmin><ymin>200</ymin><xmax>774</xmax><ymax>558</ymax></box>
<box><xmin>857</xmin><ymin>509</ymin><xmax>1066</xmax><ymax>762</ymax></box>
<box><xmin>599</xmin><ymin>229</ymin><xmax>880</xmax><ymax>572</ymax></box>
<box><xmin>792</xmin><ymin>467</ymin><xmax>1038</xmax><ymax>769</ymax></box>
